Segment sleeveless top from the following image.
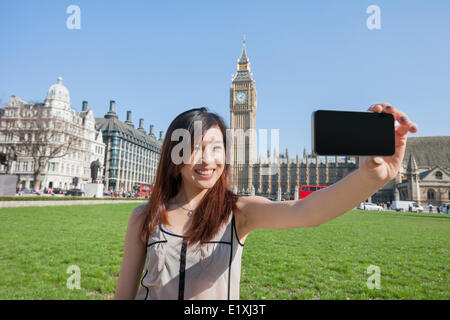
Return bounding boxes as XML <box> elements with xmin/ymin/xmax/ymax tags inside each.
<box><xmin>135</xmin><ymin>211</ymin><xmax>245</xmax><ymax>300</ymax></box>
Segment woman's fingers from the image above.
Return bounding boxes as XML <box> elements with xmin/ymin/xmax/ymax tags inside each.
<box><xmin>369</xmin><ymin>103</ymin><xmax>418</xmax><ymax>134</ymax></box>
<box><xmin>368</xmin><ymin>103</ymin><xmax>395</xmax><ymax>113</ymax></box>
<box><xmin>408</xmin><ymin>121</ymin><xmax>418</xmax><ymax>133</ymax></box>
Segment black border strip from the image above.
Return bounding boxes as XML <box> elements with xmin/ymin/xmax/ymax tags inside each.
<box><xmin>160</xmin><ymin>225</ymin><xmax>185</xmax><ymax>238</ymax></box>
<box><xmin>146</xmin><ymin>240</ymin><xmax>168</xmax><ymax>248</ymax></box>
<box><xmin>140</xmin><ymin>269</ymin><xmax>149</xmax><ymax>300</ymax></box>
<box><xmin>178</xmin><ymin>242</ymin><xmax>188</xmax><ymax>300</ymax></box>
<box><xmin>232</xmin><ymin>213</ymin><xmax>245</xmax><ymax>247</ymax></box>
<box><xmin>205</xmin><ymin>241</ymin><xmax>231</xmax><ymax>245</ymax></box>
<box><xmin>227</xmin><ymin>215</ymin><xmax>234</xmax><ymax>300</ymax></box>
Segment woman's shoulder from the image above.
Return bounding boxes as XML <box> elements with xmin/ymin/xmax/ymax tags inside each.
<box><xmin>235</xmin><ymin>196</ymin><xmax>274</xmax><ymax>225</ymax></box>
<box><xmin>130</xmin><ymin>204</ymin><xmax>149</xmax><ymax>221</ymax></box>
<box><xmin>235</xmin><ymin>195</ymin><xmax>272</xmax><ymax>212</ymax></box>
<box><xmin>234</xmin><ymin>195</ymin><xmax>272</xmax><ymax>224</ymax></box>
<box><xmin>234</xmin><ymin>196</ymin><xmax>271</xmax><ymax>244</ymax></box>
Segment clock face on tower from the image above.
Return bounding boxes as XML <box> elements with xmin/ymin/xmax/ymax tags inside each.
<box><xmin>235</xmin><ymin>91</ymin><xmax>248</xmax><ymax>104</ymax></box>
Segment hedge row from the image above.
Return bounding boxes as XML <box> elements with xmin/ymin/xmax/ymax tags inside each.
<box><xmin>0</xmin><ymin>196</ymin><xmax>147</xmax><ymax>201</ymax></box>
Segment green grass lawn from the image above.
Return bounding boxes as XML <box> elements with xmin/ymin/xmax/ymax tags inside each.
<box><xmin>0</xmin><ymin>204</ymin><xmax>448</xmax><ymax>300</ymax></box>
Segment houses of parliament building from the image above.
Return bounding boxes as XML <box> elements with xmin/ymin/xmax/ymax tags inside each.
<box><xmin>228</xmin><ymin>41</ymin><xmax>450</xmax><ymax>205</ymax></box>
<box><xmin>228</xmin><ymin>40</ymin><xmax>358</xmax><ymax>200</ymax></box>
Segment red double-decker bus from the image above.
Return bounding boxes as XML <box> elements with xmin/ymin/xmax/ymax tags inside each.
<box><xmin>299</xmin><ymin>185</ymin><xmax>328</xmax><ymax>199</ymax></box>
<box><xmin>134</xmin><ymin>183</ymin><xmax>153</xmax><ymax>198</ymax></box>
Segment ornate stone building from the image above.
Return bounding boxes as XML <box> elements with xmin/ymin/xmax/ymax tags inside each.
<box><xmin>0</xmin><ymin>77</ymin><xmax>106</xmax><ymax>191</ymax></box>
<box><xmin>228</xmin><ymin>41</ymin><xmax>450</xmax><ymax>204</ymax></box>
<box><xmin>229</xmin><ymin>39</ymin><xmax>258</xmax><ymax>193</ymax></box>
<box><xmin>95</xmin><ymin>102</ymin><xmax>163</xmax><ymax>193</ymax></box>
<box><xmin>373</xmin><ymin>136</ymin><xmax>450</xmax><ymax>207</ymax></box>
<box><xmin>228</xmin><ymin>41</ymin><xmax>358</xmax><ymax>199</ymax></box>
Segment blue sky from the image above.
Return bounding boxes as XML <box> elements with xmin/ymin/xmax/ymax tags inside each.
<box><xmin>0</xmin><ymin>0</ymin><xmax>449</xmax><ymax>157</ymax></box>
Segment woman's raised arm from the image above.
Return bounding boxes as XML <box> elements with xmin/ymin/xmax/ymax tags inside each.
<box><xmin>114</xmin><ymin>205</ymin><xmax>147</xmax><ymax>300</ymax></box>
<box><xmin>236</xmin><ymin>103</ymin><xmax>418</xmax><ymax>235</ymax></box>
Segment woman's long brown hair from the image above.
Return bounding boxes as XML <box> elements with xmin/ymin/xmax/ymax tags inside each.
<box><xmin>140</xmin><ymin>107</ymin><xmax>239</xmax><ymax>245</ymax></box>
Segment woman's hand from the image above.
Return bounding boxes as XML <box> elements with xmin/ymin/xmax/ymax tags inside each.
<box><xmin>358</xmin><ymin>103</ymin><xmax>418</xmax><ymax>185</ymax></box>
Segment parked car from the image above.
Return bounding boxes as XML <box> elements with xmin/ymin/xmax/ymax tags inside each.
<box><xmin>391</xmin><ymin>200</ymin><xmax>424</xmax><ymax>212</ymax></box>
<box><xmin>52</xmin><ymin>188</ymin><xmax>63</xmax><ymax>194</ymax></box>
<box><xmin>65</xmin><ymin>189</ymin><xmax>85</xmax><ymax>196</ymax></box>
<box><xmin>357</xmin><ymin>202</ymin><xmax>384</xmax><ymax>211</ymax></box>
<box><xmin>441</xmin><ymin>203</ymin><xmax>450</xmax><ymax>214</ymax></box>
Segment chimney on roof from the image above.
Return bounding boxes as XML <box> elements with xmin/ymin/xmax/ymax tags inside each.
<box><xmin>104</xmin><ymin>100</ymin><xmax>118</xmax><ymax>119</ymax></box>
<box><xmin>82</xmin><ymin>101</ymin><xmax>88</xmax><ymax>112</ymax></box>
<box><xmin>159</xmin><ymin>131</ymin><xmax>164</xmax><ymax>141</ymax></box>
<box><xmin>125</xmin><ymin>110</ymin><xmax>134</xmax><ymax>127</ymax></box>
<box><xmin>149</xmin><ymin>124</ymin><xmax>155</xmax><ymax>136</ymax></box>
<box><xmin>138</xmin><ymin>118</ymin><xmax>146</xmax><ymax>133</ymax></box>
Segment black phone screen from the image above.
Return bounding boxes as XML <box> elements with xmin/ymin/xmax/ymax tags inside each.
<box><xmin>312</xmin><ymin>110</ymin><xmax>395</xmax><ymax>156</ymax></box>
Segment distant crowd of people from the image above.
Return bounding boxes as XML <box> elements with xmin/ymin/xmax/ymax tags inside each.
<box><xmin>105</xmin><ymin>190</ymin><xmax>150</xmax><ymax>199</ymax></box>
<box><xmin>106</xmin><ymin>190</ymin><xmax>136</xmax><ymax>198</ymax></box>
<box><xmin>427</xmin><ymin>203</ymin><xmax>450</xmax><ymax>214</ymax></box>
<box><xmin>14</xmin><ymin>187</ymin><xmax>149</xmax><ymax>199</ymax></box>
<box><xmin>372</xmin><ymin>201</ymin><xmax>449</xmax><ymax>213</ymax></box>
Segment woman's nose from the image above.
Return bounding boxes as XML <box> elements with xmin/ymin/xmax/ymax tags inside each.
<box><xmin>202</xmin><ymin>146</ymin><xmax>215</xmax><ymax>164</ymax></box>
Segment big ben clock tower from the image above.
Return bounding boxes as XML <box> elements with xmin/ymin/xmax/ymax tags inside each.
<box><xmin>230</xmin><ymin>38</ymin><xmax>257</xmax><ymax>194</ymax></box>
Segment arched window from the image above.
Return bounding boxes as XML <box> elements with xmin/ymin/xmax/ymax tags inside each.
<box><xmin>427</xmin><ymin>189</ymin><xmax>435</xmax><ymax>200</ymax></box>
<box><xmin>435</xmin><ymin>171</ymin><xmax>443</xmax><ymax>179</ymax></box>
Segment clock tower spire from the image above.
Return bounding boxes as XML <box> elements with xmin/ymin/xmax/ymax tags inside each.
<box><xmin>230</xmin><ymin>38</ymin><xmax>257</xmax><ymax>194</ymax></box>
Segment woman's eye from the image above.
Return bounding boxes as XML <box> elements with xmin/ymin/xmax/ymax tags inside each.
<box><xmin>214</xmin><ymin>146</ymin><xmax>222</xmax><ymax>150</ymax></box>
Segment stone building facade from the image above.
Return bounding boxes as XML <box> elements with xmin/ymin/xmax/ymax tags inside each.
<box><xmin>228</xmin><ymin>41</ymin><xmax>450</xmax><ymax>204</ymax></box>
<box><xmin>373</xmin><ymin>136</ymin><xmax>450</xmax><ymax>207</ymax></box>
<box><xmin>0</xmin><ymin>77</ymin><xmax>105</xmax><ymax>191</ymax></box>
<box><xmin>95</xmin><ymin>101</ymin><xmax>163</xmax><ymax>193</ymax></box>
<box><xmin>229</xmin><ymin>41</ymin><xmax>358</xmax><ymax>199</ymax></box>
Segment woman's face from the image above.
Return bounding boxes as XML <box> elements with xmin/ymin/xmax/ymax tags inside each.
<box><xmin>179</xmin><ymin>126</ymin><xmax>225</xmax><ymax>191</ymax></box>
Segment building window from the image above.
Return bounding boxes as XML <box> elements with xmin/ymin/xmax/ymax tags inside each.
<box><xmin>435</xmin><ymin>171</ymin><xmax>443</xmax><ymax>180</ymax></box>
<box><xmin>427</xmin><ymin>189</ymin><xmax>435</xmax><ymax>200</ymax></box>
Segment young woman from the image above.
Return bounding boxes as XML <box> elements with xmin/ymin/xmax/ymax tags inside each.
<box><xmin>114</xmin><ymin>103</ymin><xmax>418</xmax><ymax>300</ymax></box>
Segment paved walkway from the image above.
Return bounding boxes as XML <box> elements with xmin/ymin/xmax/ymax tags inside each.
<box><xmin>0</xmin><ymin>200</ymin><xmax>147</xmax><ymax>208</ymax></box>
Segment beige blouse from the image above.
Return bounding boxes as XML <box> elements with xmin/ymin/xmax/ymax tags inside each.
<box><xmin>135</xmin><ymin>212</ymin><xmax>244</xmax><ymax>300</ymax></box>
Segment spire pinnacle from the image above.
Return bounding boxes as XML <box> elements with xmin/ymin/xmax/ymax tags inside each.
<box><xmin>238</xmin><ymin>36</ymin><xmax>249</xmax><ymax>64</ymax></box>
<box><xmin>407</xmin><ymin>153</ymin><xmax>418</xmax><ymax>172</ymax></box>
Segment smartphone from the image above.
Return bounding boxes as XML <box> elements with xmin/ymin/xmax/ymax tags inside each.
<box><xmin>311</xmin><ymin>110</ymin><xmax>395</xmax><ymax>156</ymax></box>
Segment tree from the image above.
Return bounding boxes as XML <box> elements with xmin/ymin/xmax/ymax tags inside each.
<box><xmin>0</xmin><ymin>97</ymin><xmax>78</xmax><ymax>190</ymax></box>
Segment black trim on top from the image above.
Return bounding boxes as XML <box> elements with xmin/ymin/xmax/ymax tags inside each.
<box><xmin>232</xmin><ymin>213</ymin><xmax>245</xmax><ymax>247</ymax></box>
<box><xmin>227</xmin><ymin>215</ymin><xmax>234</xmax><ymax>300</ymax></box>
<box><xmin>160</xmin><ymin>224</ymin><xmax>185</xmax><ymax>238</ymax></box>
<box><xmin>140</xmin><ymin>269</ymin><xmax>149</xmax><ymax>300</ymax></box>
<box><xmin>160</xmin><ymin>224</ymin><xmax>233</xmax><ymax>245</ymax></box>
<box><xmin>204</xmin><ymin>241</ymin><xmax>231</xmax><ymax>245</ymax></box>
<box><xmin>147</xmin><ymin>240</ymin><xmax>168</xmax><ymax>248</ymax></box>
<box><xmin>178</xmin><ymin>242</ymin><xmax>188</xmax><ymax>300</ymax></box>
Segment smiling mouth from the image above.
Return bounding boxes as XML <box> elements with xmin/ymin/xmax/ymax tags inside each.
<box><xmin>194</xmin><ymin>169</ymin><xmax>215</xmax><ymax>177</ymax></box>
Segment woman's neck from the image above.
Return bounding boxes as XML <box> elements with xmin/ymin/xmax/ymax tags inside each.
<box><xmin>172</xmin><ymin>183</ymin><xmax>208</xmax><ymax>209</ymax></box>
